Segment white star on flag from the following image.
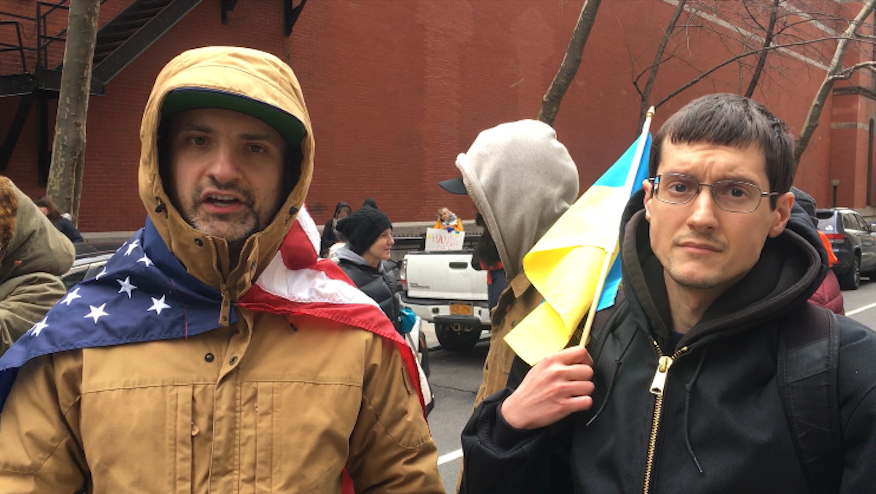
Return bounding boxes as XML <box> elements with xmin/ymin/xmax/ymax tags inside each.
<box><xmin>137</xmin><ymin>255</ymin><xmax>153</xmax><ymax>268</ymax></box>
<box><xmin>85</xmin><ymin>304</ymin><xmax>109</xmax><ymax>323</ymax></box>
<box><xmin>117</xmin><ymin>277</ymin><xmax>137</xmax><ymax>298</ymax></box>
<box><xmin>61</xmin><ymin>287</ymin><xmax>82</xmax><ymax>306</ymax></box>
<box><xmin>29</xmin><ymin>317</ymin><xmax>49</xmax><ymax>337</ymax></box>
<box><xmin>95</xmin><ymin>267</ymin><xmax>108</xmax><ymax>280</ymax></box>
<box><xmin>148</xmin><ymin>295</ymin><xmax>171</xmax><ymax>315</ymax></box>
<box><xmin>125</xmin><ymin>239</ymin><xmax>140</xmax><ymax>256</ymax></box>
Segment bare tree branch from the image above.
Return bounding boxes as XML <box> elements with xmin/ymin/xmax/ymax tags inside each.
<box><xmin>654</xmin><ymin>35</ymin><xmax>848</xmax><ymax>109</ymax></box>
<box><xmin>744</xmin><ymin>0</ymin><xmax>780</xmax><ymax>97</ymax></box>
<box><xmin>636</xmin><ymin>0</ymin><xmax>688</xmax><ymax>127</ymax></box>
<box><xmin>794</xmin><ymin>0</ymin><xmax>876</xmax><ymax>165</ymax></box>
<box><xmin>538</xmin><ymin>0</ymin><xmax>603</xmax><ymax>126</ymax></box>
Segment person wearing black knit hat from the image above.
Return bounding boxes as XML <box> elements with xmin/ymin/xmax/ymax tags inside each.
<box><xmin>335</xmin><ymin>207</ymin><xmax>399</xmax><ymax>330</ymax></box>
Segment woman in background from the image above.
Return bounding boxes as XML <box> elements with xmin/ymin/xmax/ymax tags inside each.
<box><xmin>34</xmin><ymin>196</ymin><xmax>83</xmax><ymax>243</ymax></box>
<box><xmin>320</xmin><ymin>201</ymin><xmax>351</xmax><ymax>256</ymax></box>
<box><xmin>434</xmin><ymin>207</ymin><xmax>463</xmax><ymax>232</ymax></box>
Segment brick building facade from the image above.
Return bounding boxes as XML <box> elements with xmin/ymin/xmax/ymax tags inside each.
<box><xmin>1</xmin><ymin>0</ymin><xmax>875</xmax><ymax>232</ymax></box>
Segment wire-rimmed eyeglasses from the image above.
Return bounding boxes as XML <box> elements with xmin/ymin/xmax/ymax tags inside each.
<box><xmin>649</xmin><ymin>173</ymin><xmax>778</xmax><ymax>213</ymax></box>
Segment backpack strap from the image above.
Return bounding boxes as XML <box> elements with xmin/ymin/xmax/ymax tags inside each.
<box><xmin>777</xmin><ymin>303</ymin><xmax>843</xmax><ymax>493</ymax></box>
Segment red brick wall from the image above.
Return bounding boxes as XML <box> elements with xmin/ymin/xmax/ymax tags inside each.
<box><xmin>0</xmin><ymin>0</ymin><xmax>867</xmax><ymax>231</ymax></box>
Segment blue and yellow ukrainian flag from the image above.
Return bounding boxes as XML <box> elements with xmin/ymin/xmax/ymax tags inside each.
<box><xmin>505</xmin><ymin>112</ymin><xmax>653</xmax><ymax>365</ymax></box>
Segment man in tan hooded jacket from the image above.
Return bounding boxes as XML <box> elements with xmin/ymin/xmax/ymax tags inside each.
<box><xmin>0</xmin><ymin>47</ymin><xmax>442</xmax><ymax>494</ymax></box>
<box><xmin>0</xmin><ymin>177</ymin><xmax>74</xmax><ymax>355</ymax></box>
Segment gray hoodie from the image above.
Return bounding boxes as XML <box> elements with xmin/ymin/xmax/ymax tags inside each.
<box><xmin>454</xmin><ymin>119</ymin><xmax>580</xmax><ymax>279</ymax></box>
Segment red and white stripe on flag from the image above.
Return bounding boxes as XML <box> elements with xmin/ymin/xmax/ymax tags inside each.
<box><xmin>238</xmin><ymin>206</ymin><xmax>426</xmax><ymax>414</ymax></box>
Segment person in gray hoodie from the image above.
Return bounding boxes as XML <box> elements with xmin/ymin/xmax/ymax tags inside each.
<box><xmin>439</xmin><ymin>119</ymin><xmax>580</xmax><ymax>421</ymax></box>
<box><xmin>0</xmin><ymin>177</ymin><xmax>75</xmax><ymax>355</ymax></box>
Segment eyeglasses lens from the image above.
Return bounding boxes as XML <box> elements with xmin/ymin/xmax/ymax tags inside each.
<box><xmin>656</xmin><ymin>174</ymin><xmax>761</xmax><ymax>213</ymax></box>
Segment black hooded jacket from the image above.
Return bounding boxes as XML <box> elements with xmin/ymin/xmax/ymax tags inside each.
<box><xmin>335</xmin><ymin>246</ymin><xmax>400</xmax><ymax>333</ymax></box>
<box><xmin>460</xmin><ymin>190</ymin><xmax>876</xmax><ymax>494</ymax></box>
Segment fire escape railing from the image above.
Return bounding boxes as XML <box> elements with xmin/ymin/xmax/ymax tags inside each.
<box><xmin>0</xmin><ymin>20</ymin><xmax>30</xmax><ymax>73</ymax></box>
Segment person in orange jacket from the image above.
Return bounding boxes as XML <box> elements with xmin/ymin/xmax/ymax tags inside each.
<box><xmin>434</xmin><ymin>207</ymin><xmax>464</xmax><ymax>232</ymax></box>
<box><xmin>792</xmin><ymin>187</ymin><xmax>844</xmax><ymax>314</ymax></box>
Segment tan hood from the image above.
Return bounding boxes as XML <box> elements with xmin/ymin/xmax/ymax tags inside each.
<box><xmin>0</xmin><ymin>177</ymin><xmax>74</xmax><ymax>284</ymax></box>
<box><xmin>138</xmin><ymin>47</ymin><xmax>314</xmax><ymax>300</ymax></box>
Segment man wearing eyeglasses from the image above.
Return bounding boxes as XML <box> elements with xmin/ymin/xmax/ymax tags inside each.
<box><xmin>459</xmin><ymin>93</ymin><xmax>876</xmax><ymax>494</ymax></box>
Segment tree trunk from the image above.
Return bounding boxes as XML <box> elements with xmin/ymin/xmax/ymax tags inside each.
<box><xmin>537</xmin><ymin>0</ymin><xmax>602</xmax><ymax>126</ymax></box>
<box><xmin>794</xmin><ymin>0</ymin><xmax>876</xmax><ymax>165</ymax></box>
<box><xmin>637</xmin><ymin>0</ymin><xmax>688</xmax><ymax>128</ymax></box>
<box><xmin>47</xmin><ymin>0</ymin><xmax>100</xmax><ymax>224</ymax></box>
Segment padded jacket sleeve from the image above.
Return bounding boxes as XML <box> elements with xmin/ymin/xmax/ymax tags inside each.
<box><xmin>459</xmin><ymin>388</ymin><xmax>574</xmax><ymax>494</ymax></box>
<box><xmin>0</xmin><ymin>274</ymin><xmax>67</xmax><ymax>355</ymax></box>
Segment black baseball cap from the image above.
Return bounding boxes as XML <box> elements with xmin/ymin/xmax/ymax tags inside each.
<box><xmin>161</xmin><ymin>88</ymin><xmax>306</xmax><ymax>148</ymax></box>
<box><xmin>438</xmin><ymin>176</ymin><xmax>467</xmax><ymax>195</ymax></box>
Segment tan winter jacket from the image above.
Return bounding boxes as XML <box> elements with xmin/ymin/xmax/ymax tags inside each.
<box><xmin>0</xmin><ymin>47</ymin><xmax>442</xmax><ymax>494</ymax></box>
<box><xmin>0</xmin><ymin>177</ymin><xmax>74</xmax><ymax>355</ymax></box>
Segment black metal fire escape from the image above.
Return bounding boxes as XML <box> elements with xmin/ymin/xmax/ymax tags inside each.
<box><xmin>0</xmin><ymin>0</ymin><xmax>203</xmax><ymax>184</ymax></box>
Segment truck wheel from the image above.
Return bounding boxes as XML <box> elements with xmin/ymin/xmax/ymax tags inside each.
<box><xmin>839</xmin><ymin>255</ymin><xmax>861</xmax><ymax>290</ymax></box>
<box><xmin>435</xmin><ymin>324</ymin><xmax>482</xmax><ymax>351</ymax></box>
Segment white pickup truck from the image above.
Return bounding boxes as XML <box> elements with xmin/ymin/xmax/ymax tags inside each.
<box><xmin>399</xmin><ymin>250</ymin><xmax>490</xmax><ymax>350</ymax></box>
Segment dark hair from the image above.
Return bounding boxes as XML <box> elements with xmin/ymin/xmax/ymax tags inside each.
<box><xmin>649</xmin><ymin>93</ymin><xmax>795</xmax><ymax>209</ymax></box>
<box><xmin>475</xmin><ymin>228</ymin><xmax>501</xmax><ymax>266</ymax></box>
<box><xmin>34</xmin><ymin>195</ymin><xmax>62</xmax><ymax>221</ymax></box>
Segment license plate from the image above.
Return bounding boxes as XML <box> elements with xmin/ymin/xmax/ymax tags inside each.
<box><xmin>449</xmin><ymin>303</ymin><xmax>473</xmax><ymax>316</ymax></box>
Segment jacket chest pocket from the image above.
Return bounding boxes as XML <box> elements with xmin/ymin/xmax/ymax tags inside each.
<box><xmin>237</xmin><ymin>381</ymin><xmax>362</xmax><ymax>493</ymax></box>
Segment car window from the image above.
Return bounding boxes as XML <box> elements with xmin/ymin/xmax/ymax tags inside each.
<box><xmin>853</xmin><ymin>214</ymin><xmax>869</xmax><ymax>231</ymax></box>
<box><xmin>842</xmin><ymin>213</ymin><xmax>858</xmax><ymax>231</ymax></box>
<box><xmin>62</xmin><ymin>267</ymin><xmax>89</xmax><ymax>290</ymax></box>
<box><xmin>817</xmin><ymin>216</ymin><xmax>835</xmax><ymax>231</ymax></box>
<box><xmin>84</xmin><ymin>262</ymin><xmax>108</xmax><ymax>281</ymax></box>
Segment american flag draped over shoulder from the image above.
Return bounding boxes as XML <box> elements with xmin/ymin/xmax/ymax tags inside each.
<box><xmin>0</xmin><ymin>208</ymin><xmax>424</xmax><ymax>419</ymax></box>
<box><xmin>238</xmin><ymin>207</ymin><xmax>426</xmax><ymax>414</ymax></box>
<box><xmin>238</xmin><ymin>207</ymin><xmax>426</xmax><ymax>494</ymax></box>
<box><xmin>0</xmin><ymin>217</ymin><xmax>236</xmax><ymax>412</ymax></box>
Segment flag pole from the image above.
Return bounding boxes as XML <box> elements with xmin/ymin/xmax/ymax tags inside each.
<box><xmin>579</xmin><ymin>107</ymin><xmax>655</xmax><ymax>347</ymax></box>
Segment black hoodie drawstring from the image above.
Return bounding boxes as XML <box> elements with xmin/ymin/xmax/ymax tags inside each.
<box><xmin>684</xmin><ymin>345</ymin><xmax>709</xmax><ymax>474</ymax></box>
<box><xmin>586</xmin><ymin>329</ymin><xmax>638</xmax><ymax>427</ymax></box>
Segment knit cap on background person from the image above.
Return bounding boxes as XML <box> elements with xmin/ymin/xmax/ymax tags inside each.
<box><xmin>336</xmin><ymin>207</ymin><xmax>392</xmax><ymax>255</ymax></box>
<box><xmin>362</xmin><ymin>198</ymin><xmax>378</xmax><ymax>209</ymax></box>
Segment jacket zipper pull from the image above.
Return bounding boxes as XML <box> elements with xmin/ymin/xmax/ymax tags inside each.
<box><xmin>650</xmin><ymin>356</ymin><xmax>674</xmax><ymax>396</ymax></box>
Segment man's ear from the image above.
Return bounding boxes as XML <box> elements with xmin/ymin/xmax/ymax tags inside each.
<box><xmin>768</xmin><ymin>192</ymin><xmax>794</xmax><ymax>238</ymax></box>
<box><xmin>643</xmin><ymin>178</ymin><xmax>654</xmax><ymax>222</ymax></box>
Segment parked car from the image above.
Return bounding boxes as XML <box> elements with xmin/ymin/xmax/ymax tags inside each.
<box><xmin>62</xmin><ymin>241</ymin><xmax>125</xmax><ymax>289</ymax></box>
<box><xmin>815</xmin><ymin>208</ymin><xmax>876</xmax><ymax>290</ymax></box>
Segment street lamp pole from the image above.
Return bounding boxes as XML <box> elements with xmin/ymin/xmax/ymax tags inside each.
<box><xmin>831</xmin><ymin>179</ymin><xmax>840</xmax><ymax>207</ymax></box>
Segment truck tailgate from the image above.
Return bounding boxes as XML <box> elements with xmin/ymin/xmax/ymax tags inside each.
<box><xmin>404</xmin><ymin>251</ymin><xmax>488</xmax><ymax>300</ymax></box>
